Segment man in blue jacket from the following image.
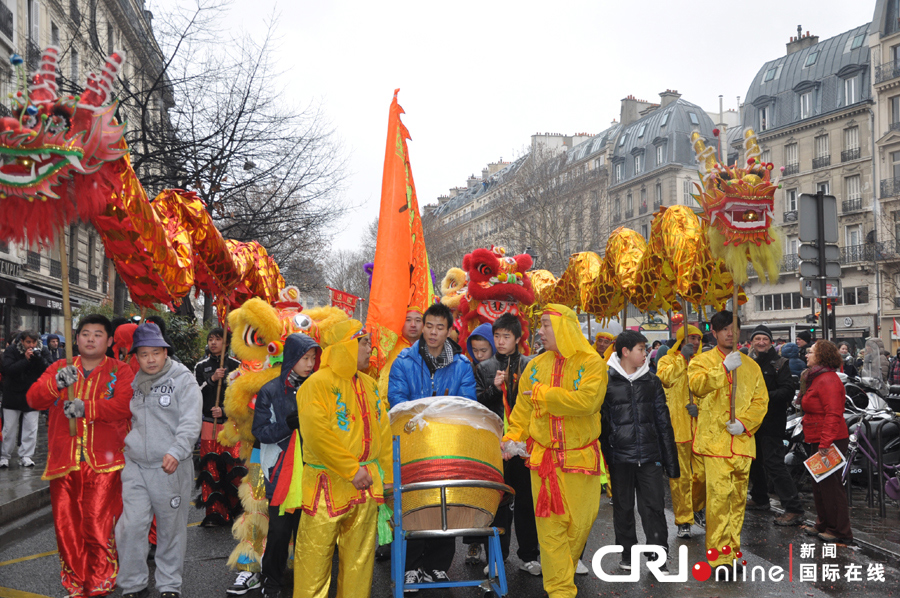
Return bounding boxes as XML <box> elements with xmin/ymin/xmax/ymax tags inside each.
<box><xmin>387</xmin><ymin>302</ymin><xmax>476</xmax><ymax>589</ymax></box>
<box><xmin>388</xmin><ymin>303</ymin><xmax>477</xmax><ymax>408</ymax></box>
<box><xmin>252</xmin><ymin>333</ymin><xmax>320</xmax><ymax>598</ymax></box>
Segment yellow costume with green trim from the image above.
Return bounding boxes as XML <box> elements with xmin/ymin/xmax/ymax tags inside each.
<box><xmin>292</xmin><ymin>320</ymin><xmax>393</xmax><ymax>598</ymax></box>
<box><xmin>687</xmin><ymin>346</ymin><xmax>768</xmax><ymax>567</ymax></box>
<box><xmin>504</xmin><ymin>304</ymin><xmax>607</xmax><ymax>598</ymax></box>
<box><xmin>656</xmin><ymin>324</ymin><xmax>706</xmax><ymax>526</ymax></box>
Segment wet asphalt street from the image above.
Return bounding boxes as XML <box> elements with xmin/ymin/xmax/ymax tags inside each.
<box><xmin>0</xmin><ymin>488</ymin><xmax>896</xmax><ymax>598</ymax></box>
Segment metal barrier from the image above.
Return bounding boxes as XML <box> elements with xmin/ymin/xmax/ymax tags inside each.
<box><xmin>390</xmin><ymin>435</ymin><xmax>514</xmax><ymax>597</ymax></box>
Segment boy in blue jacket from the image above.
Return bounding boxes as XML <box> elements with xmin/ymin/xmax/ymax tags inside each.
<box><xmin>252</xmin><ymin>333</ymin><xmax>320</xmax><ymax>598</ymax></box>
<box><xmin>387</xmin><ymin>302</ymin><xmax>476</xmax><ymax>585</ymax></box>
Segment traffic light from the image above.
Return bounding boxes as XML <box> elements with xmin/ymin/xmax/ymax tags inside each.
<box><xmin>699</xmin><ymin>322</ymin><xmax>711</xmax><ymax>333</ymax></box>
<box><xmin>804</xmin><ymin>313</ymin><xmax>819</xmax><ymax>332</ymax></box>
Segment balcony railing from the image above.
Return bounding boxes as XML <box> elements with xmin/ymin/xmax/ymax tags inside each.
<box><xmin>881</xmin><ymin>177</ymin><xmax>900</xmax><ymax>198</ymax></box>
<box><xmin>782</xmin><ymin>253</ymin><xmax>799</xmax><ymax>272</ymax></box>
<box><xmin>653</xmin><ymin>199</ymin><xmax>663</xmax><ymax>209</ymax></box>
<box><xmin>26</xmin><ymin>251</ymin><xmax>41</xmax><ymax>271</ymax></box>
<box><xmin>26</xmin><ymin>40</ymin><xmax>41</xmax><ymax>72</ymax></box>
<box><xmin>841</xmin><ymin>242</ymin><xmax>896</xmax><ymax>264</ymax></box>
<box><xmin>89</xmin><ymin>273</ymin><xmax>98</xmax><ymax>291</ymax></box>
<box><xmin>639</xmin><ymin>204</ymin><xmax>648</xmax><ymax>214</ymax></box>
<box><xmin>783</xmin><ymin>210</ymin><xmax>798</xmax><ymax>223</ymax></box>
<box><xmin>0</xmin><ymin>1</ymin><xmax>12</xmax><ymax>39</ymax></box>
<box><xmin>50</xmin><ymin>259</ymin><xmax>61</xmax><ymax>278</ymax></box>
<box><xmin>841</xmin><ymin>148</ymin><xmax>861</xmax><ymax>162</ymax></box>
<box><xmin>843</xmin><ymin>197</ymin><xmax>862</xmax><ymax>212</ymax></box>
<box><xmin>625</xmin><ymin>209</ymin><xmax>634</xmax><ymax>219</ymax></box>
<box><xmin>68</xmin><ymin>267</ymin><xmax>80</xmax><ymax>285</ymax></box>
<box><xmin>783</xmin><ymin>163</ymin><xmax>800</xmax><ymax>176</ymax></box>
<box><xmin>876</xmin><ymin>59</ymin><xmax>900</xmax><ymax>84</ymax></box>
<box><xmin>812</xmin><ymin>155</ymin><xmax>831</xmax><ymax>169</ymax></box>
<box><xmin>612</xmin><ymin>212</ymin><xmax>621</xmax><ymax>223</ymax></box>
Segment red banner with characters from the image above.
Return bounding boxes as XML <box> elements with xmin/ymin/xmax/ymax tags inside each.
<box><xmin>328</xmin><ymin>287</ymin><xmax>359</xmax><ymax>317</ymax></box>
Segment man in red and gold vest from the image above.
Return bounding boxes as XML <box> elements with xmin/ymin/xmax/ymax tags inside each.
<box><xmin>28</xmin><ymin>314</ymin><xmax>135</xmax><ymax>598</ymax></box>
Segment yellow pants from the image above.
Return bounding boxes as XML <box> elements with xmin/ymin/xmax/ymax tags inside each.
<box><xmin>293</xmin><ymin>497</ymin><xmax>377</xmax><ymax>598</ymax></box>
<box><xmin>669</xmin><ymin>442</ymin><xmax>706</xmax><ymax>525</ymax></box>
<box><xmin>532</xmin><ymin>469</ymin><xmax>602</xmax><ymax>598</ymax></box>
<box><xmin>703</xmin><ymin>455</ymin><xmax>750</xmax><ymax>567</ymax></box>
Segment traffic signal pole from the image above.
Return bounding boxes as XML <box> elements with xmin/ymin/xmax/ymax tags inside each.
<box><xmin>816</xmin><ymin>189</ymin><xmax>829</xmax><ymax>341</ymax></box>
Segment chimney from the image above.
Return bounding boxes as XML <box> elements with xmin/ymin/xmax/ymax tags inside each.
<box><xmin>437</xmin><ymin>194</ymin><xmax>450</xmax><ymax>205</ymax></box>
<box><xmin>786</xmin><ymin>25</ymin><xmax>818</xmax><ymax>55</ymax></box>
<box><xmin>467</xmin><ymin>174</ymin><xmax>478</xmax><ymax>191</ymax></box>
<box><xmin>482</xmin><ymin>167</ymin><xmax>490</xmax><ymax>181</ymax></box>
<box><xmin>620</xmin><ymin>95</ymin><xmax>654</xmax><ymax>126</ymax></box>
<box><xmin>659</xmin><ymin>89</ymin><xmax>681</xmax><ymax>109</ymax></box>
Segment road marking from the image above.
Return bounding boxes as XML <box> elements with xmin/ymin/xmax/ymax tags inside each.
<box><xmin>0</xmin><ymin>588</ymin><xmax>52</xmax><ymax>598</ymax></box>
<box><xmin>0</xmin><ymin>550</ymin><xmax>57</xmax><ymax>567</ymax></box>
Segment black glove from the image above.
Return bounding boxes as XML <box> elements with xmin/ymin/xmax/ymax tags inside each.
<box><xmin>686</xmin><ymin>403</ymin><xmax>699</xmax><ymax>418</ymax></box>
<box><xmin>680</xmin><ymin>343</ymin><xmax>696</xmax><ymax>359</ymax></box>
<box><xmin>286</xmin><ymin>413</ymin><xmax>300</xmax><ymax>431</ymax></box>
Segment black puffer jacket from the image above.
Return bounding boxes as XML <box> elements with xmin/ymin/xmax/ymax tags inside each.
<box><xmin>751</xmin><ymin>347</ymin><xmax>795</xmax><ymax>437</ymax></box>
<box><xmin>474</xmin><ymin>352</ymin><xmax>532</xmax><ymax>420</ymax></box>
<box><xmin>1</xmin><ymin>340</ymin><xmax>49</xmax><ymax>412</ymax></box>
<box><xmin>600</xmin><ymin>353</ymin><xmax>679</xmax><ymax>478</ymax></box>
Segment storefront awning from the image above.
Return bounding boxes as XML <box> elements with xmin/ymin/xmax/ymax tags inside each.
<box><xmin>16</xmin><ymin>285</ymin><xmax>80</xmax><ymax>311</ymax></box>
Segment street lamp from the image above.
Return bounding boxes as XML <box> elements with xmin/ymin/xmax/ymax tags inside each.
<box><xmin>525</xmin><ymin>246</ymin><xmax>539</xmax><ymax>269</ymax></box>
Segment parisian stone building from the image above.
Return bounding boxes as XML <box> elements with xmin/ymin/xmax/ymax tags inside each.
<box><xmin>0</xmin><ymin>0</ymin><xmax>170</xmax><ymax>344</ymax></box>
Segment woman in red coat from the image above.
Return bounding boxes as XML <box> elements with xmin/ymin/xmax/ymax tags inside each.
<box><xmin>800</xmin><ymin>340</ymin><xmax>852</xmax><ymax>543</ymax></box>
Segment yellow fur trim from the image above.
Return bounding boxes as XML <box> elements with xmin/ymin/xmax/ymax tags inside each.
<box><xmin>228</xmin><ymin>298</ymin><xmax>281</xmax><ymax>363</ymax></box>
<box><xmin>440</xmin><ymin>267</ymin><xmax>467</xmax><ymax>310</ymax></box>
<box><xmin>709</xmin><ymin>226</ymin><xmax>782</xmax><ymax>286</ymax></box>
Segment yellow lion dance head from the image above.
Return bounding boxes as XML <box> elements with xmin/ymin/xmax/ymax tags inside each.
<box><xmin>219</xmin><ymin>286</ymin><xmax>348</xmax><ymax>455</ymax></box>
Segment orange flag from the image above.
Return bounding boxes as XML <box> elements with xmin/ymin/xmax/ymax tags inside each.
<box><xmin>368</xmin><ymin>89</ymin><xmax>435</xmax><ymax>376</ymax></box>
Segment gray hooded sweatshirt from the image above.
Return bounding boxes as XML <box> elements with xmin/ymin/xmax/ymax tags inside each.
<box><xmin>125</xmin><ymin>359</ymin><xmax>202</xmax><ymax>467</ymax></box>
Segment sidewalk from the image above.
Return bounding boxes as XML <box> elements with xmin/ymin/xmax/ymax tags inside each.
<box><xmin>0</xmin><ymin>417</ymin><xmax>50</xmax><ymax>526</ymax></box>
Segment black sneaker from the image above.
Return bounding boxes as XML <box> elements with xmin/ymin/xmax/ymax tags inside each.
<box><xmin>676</xmin><ymin>523</ymin><xmax>692</xmax><ymax>538</ymax></box>
<box><xmin>160</xmin><ymin>593</ymin><xmax>180</xmax><ymax>598</ymax></box>
<box><xmin>619</xmin><ymin>560</ymin><xmax>632</xmax><ymax>571</ymax></box>
<box><xmin>430</xmin><ymin>570</ymin><xmax>450</xmax><ymax>583</ymax></box>
<box><xmin>375</xmin><ymin>543</ymin><xmax>391</xmax><ymax>561</ymax></box>
<box><xmin>226</xmin><ymin>571</ymin><xmax>261</xmax><ymax>595</ymax></box>
<box><xmin>122</xmin><ymin>590</ymin><xmax>148</xmax><ymax>598</ymax></box>
<box><xmin>694</xmin><ymin>509</ymin><xmax>706</xmax><ymax>527</ymax></box>
<box><xmin>403</xmin><ymin>570</ymin><xmax>420</xmax><ymax>593</ymax></box>
<box><xmin>147</xmin><ymin>543</ymin><xmax>156</xmax><ymax>562</ymax></box>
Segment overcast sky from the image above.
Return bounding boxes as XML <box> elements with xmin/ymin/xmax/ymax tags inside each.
<box><xmin>149</xmin><ymin>0</ymin><xmax>875</xmax><ymax>254</ymax></box>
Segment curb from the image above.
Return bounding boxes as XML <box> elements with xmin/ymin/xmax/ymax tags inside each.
<box><xmin>769</xmin><ymin>504</ymin><xmax>900</xmax><ymax>565</ymax></box>
<box><xmin>0</xmin><ymin>486</ymin><xmax>51</xmax><ymax>528</ymax></box>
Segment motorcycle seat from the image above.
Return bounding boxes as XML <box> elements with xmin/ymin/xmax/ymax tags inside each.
<box><xmin>889</xmin><ymin>385</ymin><xmax>900</xmax><ymax>396</ymax></box>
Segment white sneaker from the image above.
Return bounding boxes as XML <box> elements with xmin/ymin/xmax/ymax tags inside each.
<box><xmin>483</xmin><ymin>564</ymin><xmax>490</xmax><ymax>576</ymax></box>
<box><xmin>576</xmin><ymin>559</ymin><xmax>589</xmax><ymax>575</ymax></box>
<box><xmin>20</xmin><ymin>457</ymin><xmax>35</xmax><ymax>467</ymax></box>
<box><xmin>519</xmin><ymin>560</ymin><xmax>542</xmax><ymax>576</ymax></box>
<box><xmin>0</xmin><ymin>458</ymin><xmax>8</xmax><ymax>468</ymax></box>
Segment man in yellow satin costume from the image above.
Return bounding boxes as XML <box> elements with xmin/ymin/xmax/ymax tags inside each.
<box><xmin>656</xmin><ymin>324</ymin><xmax>706</xmax><ymax>539</ymax></box>
<box><xmin>687</xmin><ymin>310</ymin><xmax>767</xmax><ymax>570</ymax></box>
<box><xmin>293</xmin><ymin>320</ymin><xmax>393</xmax><ymax>598</ymax></box>
<box><xmin>503</xmin><ymin>304</ymin><xmax>607</xmax><ymax>597</ymax></box>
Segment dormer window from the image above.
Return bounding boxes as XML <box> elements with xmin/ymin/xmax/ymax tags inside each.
<box><xmin>660</xmin><ymin>112</ymin><xmax>669</xmax><ymax>127</ymax></box>
<box><xmin>638</xmin><ymin>124</ymin><xmax>646</xmax><ymax>138</ymax></box>
<box><xmin>689</xmin><ymin>112</ymin><xmax>699</xmax><ymax>126</ymax></box>
<box><xmin>805</xmin><ymin>51</ymin><xmax>819</xmax><ymax>67</ymax></box>
<box><xmin>850</xmin><ymin>33</ymin><xmax>864</xmax><ymax>50</ymax></box>
<box><xmin>759</xmin><ymin>106</ymin><xmax>770</xmax><ymax>131</ymax></box>
<box><xmin>764</xmin><ymin>67</ymin><xmax>777</xmax><ymax>82</ymax></box>
<box><xmin>800</xmin><ymin>91</ymin><xmax>813</xmax><ymax>119</ymax></box>
<box><xmin>619</xmin><ymin>134</ymin><xmax>627</xmax><ymax>147</ymax></box>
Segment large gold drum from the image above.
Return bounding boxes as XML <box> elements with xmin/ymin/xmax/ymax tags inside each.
<box><xmin>389</xmin><ymin>397</ymin><xmax>505</xmax><ymax>531</ymax></box>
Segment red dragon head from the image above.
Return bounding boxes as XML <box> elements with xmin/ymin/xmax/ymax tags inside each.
<box><xmin>0</xmin><ymin>47</ymin><xmax>128</xmax><ymax>242</ymax></box>
<box><xmin>462</xmin><ymin>246</ymin><xmax>535</xmax><ymax>321</ymax></box>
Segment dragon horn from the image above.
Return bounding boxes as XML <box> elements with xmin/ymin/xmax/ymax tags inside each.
<box><xmin>28</xmin><ymin>46</ymin><xmax>60</xmax><ymax>105</ymax></box>
<box><xmin>743</xmin><ymin>128</ymin><xmax>761</xmax><ymax>164</ymax></box>
<box><xmin>80</xmin><ymin>50</ymin><xmax>126</xmax><ymax>108</ymax></box>
<box><xmin>691</xmin><ymin>131</ymin><xmax>717</xmax><ymax>184</ymax></box>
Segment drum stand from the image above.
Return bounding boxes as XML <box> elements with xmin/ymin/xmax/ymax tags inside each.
<box><xmin>389</xmin><ymin>436</ymin><xmax>514</xmax><ymax>597</ymax></box>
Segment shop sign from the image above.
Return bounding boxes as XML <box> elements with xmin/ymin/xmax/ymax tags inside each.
<box><xmin>0</xmin><ymin>258</ymin><xmax>22</xmax><ymax>278</ymax></box>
